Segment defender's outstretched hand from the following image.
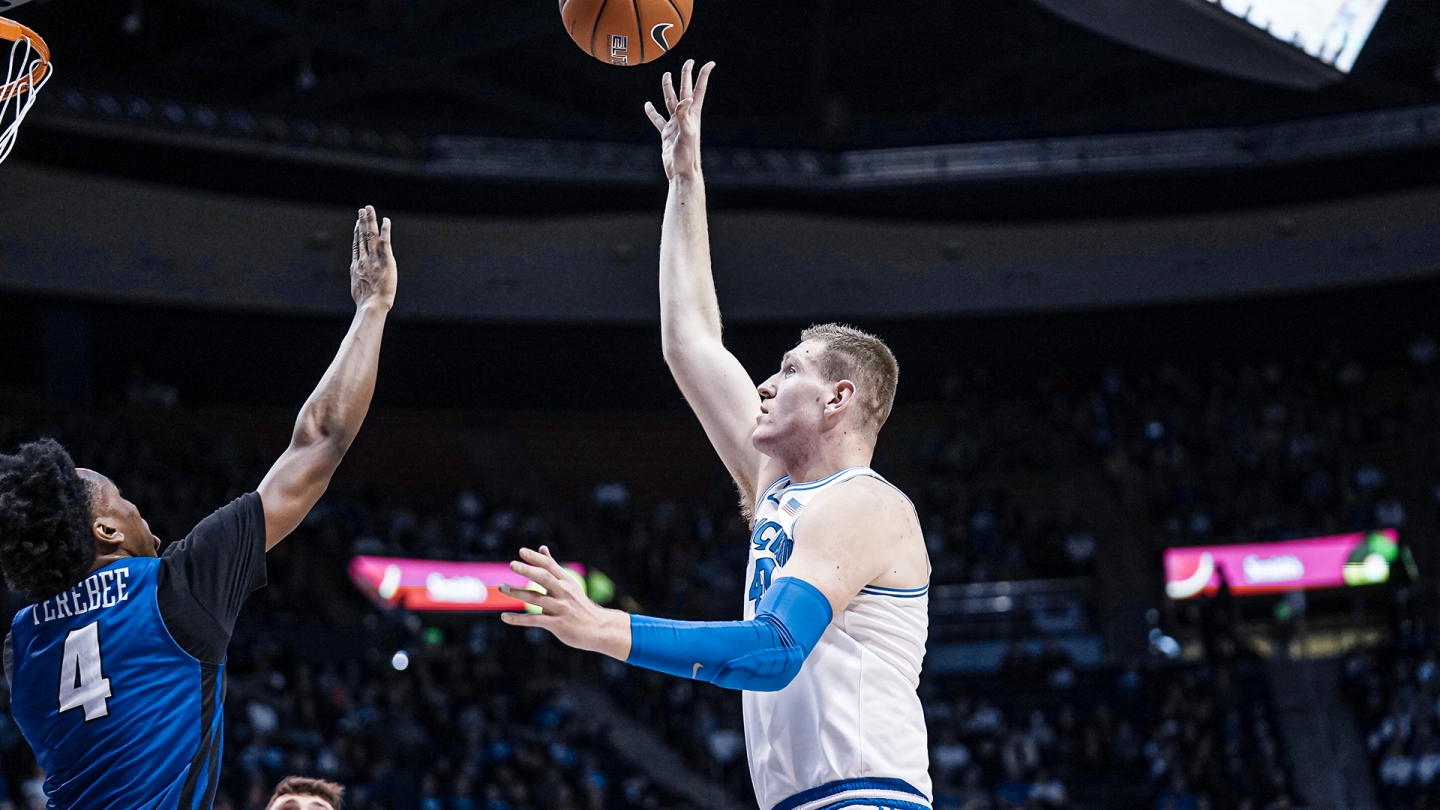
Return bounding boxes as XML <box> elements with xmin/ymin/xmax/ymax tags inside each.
<box><xmin>256</xmin><ymin>206</ymin><xmax>395</xmax><ymax>549</ymax></box>
<box><xmin>644</xmin><ymin>59</ymin><xmax>715</xmax><ymax>181</ymax></box>
<box><xmin>500</xmin><ymin>546</ymin><xmax>631</xmax><ymax>660</ymax></box>
<box><xmin>350</xmin><ymin>205</ymin><xmax>397</xmax><ymax>311</ymax></box>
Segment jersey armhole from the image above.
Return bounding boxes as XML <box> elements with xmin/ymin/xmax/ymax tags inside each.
<box><xmin>154</xmin><ymin>562</ymin><xmax>212</xmax><ymax>666</ymax></box>
<box><xmin>820</xmin><ymin>472</ymin><xmax>931</xmax><ymax>597</ymax></box>
<box><xmin>749</xmin><ymin>474</ymin><xmax>790</xmax><ymax>529</ymax></box>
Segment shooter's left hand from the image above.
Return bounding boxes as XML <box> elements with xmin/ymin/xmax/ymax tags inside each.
<box><xmin>644</xmin><ymin>59</ymin><xmax>714</xmax><ymax>182</ymax></box>
<box><xmin>500</xmin><ymin>546</ymin><xmax>632</xmax><ymax>660</ymax></box>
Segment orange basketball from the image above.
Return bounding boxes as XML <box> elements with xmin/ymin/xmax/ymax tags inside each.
<box><xmin>559</xmin><ymin>0</ymin><xmax>692</xmax><ymax>66</ymax></box>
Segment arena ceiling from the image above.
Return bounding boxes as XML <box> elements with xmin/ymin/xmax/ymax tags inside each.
<box><xmin>16</xmin><ymin>0</ymin><xmax>1438</xmax><ymax>144</ymax></box>
<box><xmin>6</xmin><ymin>0</ymin><xmax>1440</xmax><ymax>215</ymax></box>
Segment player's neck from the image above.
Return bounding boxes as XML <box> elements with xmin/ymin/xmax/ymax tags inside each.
<box><xmin>780</xmin><ymin>441</ymin><xmax>873</xmax><ymax>485</ymax></box>
<box><xmin>89</xmin><ymin>548</ymin><xmax>140</xmax><ymax>574</ymax></box>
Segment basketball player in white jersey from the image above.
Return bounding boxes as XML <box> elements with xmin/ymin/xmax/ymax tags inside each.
<box><xmin>500</xmin><ymin>60</ymin><xmax>932</xmax><ymax>810</ymax></box>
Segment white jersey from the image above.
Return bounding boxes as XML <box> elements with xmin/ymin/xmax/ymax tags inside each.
<box><xmin>742</xmin><ymin>466</ymin><xmax>932</xmax><ymax>810</ymax></box>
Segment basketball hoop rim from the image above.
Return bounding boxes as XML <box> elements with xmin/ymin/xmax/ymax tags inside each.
<box><xmin>0</xmin><ymin>18</ymin><xmax>51</xmax><ymax>102</ymax></box>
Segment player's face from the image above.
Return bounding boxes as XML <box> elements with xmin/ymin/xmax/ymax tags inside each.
<box><xmin>752</xmin><ymin>341</ymin><xmax>833</xmax><ymax>455</ymax></box>
<box><xmin>77</xmin><ymin>470</ymin><xmax>161</xmax><ymax>558</ymax></box>
<box><xmin>267</xmin><ymin>796</ymin><xmax>336</xmax><ymax>810</ymax></box>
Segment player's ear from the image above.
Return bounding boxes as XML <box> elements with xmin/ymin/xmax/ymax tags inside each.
<box><xmin>827</xmin><ymin>380</ymin><xmax>856</xmax><ymax>414</ymax></box>
<box><xmin>91</xmin><ymin>517</ymin><xmax>123</xmax><ymax>553</ymax></box>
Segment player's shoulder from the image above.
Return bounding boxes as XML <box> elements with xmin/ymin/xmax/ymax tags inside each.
<box><xmin>165</xmin><ymin>491</ymin><xmax>265</xmax><ymax>558</ymax></box>
<box><xmin>806</xmin><ymin>473</ymin><xmax>917</xmax><ymax>526</ymax></box>
<box><xmin>834</xmin><ymin>471</ymin><xmax>913</xmax><ymax>505</ymax></box>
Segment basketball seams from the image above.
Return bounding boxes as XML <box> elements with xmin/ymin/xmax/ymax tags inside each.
<box><xmin>631</xmin><ymin>0</ymin><xmax>645</xmax><ymax>63</ymax></box>
<box><xmin>587</xmin><ymin>0</ymin><xmax>611</xmax><ymax>58</ymax></box>
<box><xmin>663</xmin><ymin>0</ymin><xmax>686</xmax><ymax>31</ymax></box>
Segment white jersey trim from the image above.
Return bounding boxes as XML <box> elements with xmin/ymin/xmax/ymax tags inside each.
<box><xmin>858</xmin><ymin>583</ymin><xmax>930</xmax><ymax>598</ymax></box>
<box><xmin>772</xmin><ymin>778</ymin><xmax>932</xmax><ymax>810</ymax></box>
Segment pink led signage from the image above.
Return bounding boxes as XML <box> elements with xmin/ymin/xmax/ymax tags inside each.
<box><xmin>348</xmin><ymin>556</ymin><xmax>586</xmax><ymax>611</ymax></box>
<box><xmin>1164</xmin><ymin>529</ymin><xmax>1399</xmax><ymax>599</ymax></box>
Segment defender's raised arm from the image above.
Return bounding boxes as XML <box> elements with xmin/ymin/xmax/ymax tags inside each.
<box><xmin>257</xmin><ymin>206</ymin><xmax>397</xmax><ymax>549</ymax></box>
<box><xmin>645</xmin><ymin>61</ymin><xmax>779</xmax><ymax>510</ymax></box>
<box><xmin>1</xmin><ymin>207</ymin><xmax>400</xmax><ymax>810</ymax></box>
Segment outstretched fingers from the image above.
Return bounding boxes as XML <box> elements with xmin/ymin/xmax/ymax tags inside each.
<box><xmin>500</xmin><ymin>610</ymin><xmax>552</xmax><ymax>628</ymax></box>
<box><xmin>505</xmin><ymin>612</ymin><xmax>556</xmax><ymax>629</ymax></box>
<box><xmin>661</xmin><ymin>71</ymin><xmax>678</xmax><ymax>115</ymax></box>
<box><xmin>524</xmin><ymin>546</ymin><xmax>574</xmax><ymax>584</ymax></box>
<box><xmin>511</xmin><ymin>553</ymin><xmax>565</xmax><ymax>593</ymax></box>
<box><xmin>679</xmin><ymin>59</ymin><xmax>694</xmax><ymax>101</ymax></box>
<box><xmin>691</xmin><ymin>61</ymin><xmax>715</xmax><ymax>115</ymax></box>
<box><xmin>644</xmin><ymin>101</ymin><xmax>667</xmax><ymax>133</ymax></box>
<box><xmin>498</xmin><ymin>583</ymin><xmax>563</xmax><ymax>613</ymax></box>
<box><xmin>378</xmin><ymin>216</ymin><xmax>394</xmax><ymax>260</ymax></box>
<box><xmin>351</xmin><ymin>215</ymin><xmax>361</xmax><ymax>262</ymax></box>
<box><xmin>359</xmin><ymin>207</ymin><xmax>377</xmax><ymax>260</ymax></box>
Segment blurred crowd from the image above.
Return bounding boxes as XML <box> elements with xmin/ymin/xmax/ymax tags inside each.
<box><xmin>924</xmin><ymin>658</ymin><xmax>1294</xmax><ymax>810</ymax></box>
<box><xmin>1092</xmin><ymin>338</ymin><xmax>1439</xmax><ymax>552</ymax></box>
<box><xmin>914</xmin><ymin>369</ymin><xmax>1099</xmax><ymax>585</ymax></box>
<box><xmin>212</xmin><ymin>620</ymin><xmax>685</xmax><ymax>810</ymax></box>
<box><xmin>1343</xmin><ymin>623</ymin><xmax>1440</xmax><ymax>810</ymax></box>
<box><xmin>905</xmin><ymin>334</ymin><xmax>1440</xmax><ymax>590</ymax></box>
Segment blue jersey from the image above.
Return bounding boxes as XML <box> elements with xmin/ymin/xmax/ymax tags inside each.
<box><xmin>5</xmin><ymin>492</ymin><xmax>267</xmax><ymax>810</ymax></box>
<box><xmin>8</xmin><ymin>558</ymin><xmax>226</xmax><ymax>810</ymax></box>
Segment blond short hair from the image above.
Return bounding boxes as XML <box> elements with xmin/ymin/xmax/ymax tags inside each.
<box><xmin>799</xmin><ymin>323</ymin><xmax>898</xmax><ymax>440</ymax></box>
<box><xmin>269</xmin><ymin>776</ymin><xmax>344</xmax><ymax>809</ymax></box>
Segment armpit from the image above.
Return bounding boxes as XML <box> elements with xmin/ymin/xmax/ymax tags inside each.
<box><xmin>733</xmin><ymin>472</ymin><xmax>755</xmax><ymax>523</ymax></box>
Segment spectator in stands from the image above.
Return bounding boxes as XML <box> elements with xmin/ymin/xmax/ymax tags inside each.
<box><xmin>267</xmin><ymin>776</ymin><xmax>345</xmax><ymax>810</ymax></box>
<box><xmin>1343</xmin><ymin>627</ymin><xmax>1440</xmax><ymax>810</ymax></box>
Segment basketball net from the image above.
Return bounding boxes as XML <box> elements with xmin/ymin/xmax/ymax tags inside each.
<box><xmin>0</xmin><ymin>18</ymin><xmax>51</xmax><ymax>164</ymax></box>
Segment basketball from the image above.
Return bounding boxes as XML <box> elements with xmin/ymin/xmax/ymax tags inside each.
<box><xmin>559</xmin><ymin>0</ymin><xmax>691</xmax><ymax>66</ymax></box>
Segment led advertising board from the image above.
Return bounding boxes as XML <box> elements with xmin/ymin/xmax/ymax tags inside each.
<box><xmin>1164</xmin><ymin>529</ymin><xmax>1399</xmax><ymax>599</ymax></box>
<box><xmin>348</xmin><ymin>556</ymin><xmax>587</xmax><ymax>611</ymax></box>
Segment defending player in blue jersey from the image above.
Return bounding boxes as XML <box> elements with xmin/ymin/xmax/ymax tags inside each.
<box><xmin>0</xmin><ymin>206</ymin><xmax>398</xmax><ymax>810</ymax></box>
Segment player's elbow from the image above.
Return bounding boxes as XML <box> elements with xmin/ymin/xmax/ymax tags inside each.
<box><xmin>291</xmin><ymin>409</ymin><xmax>349</xmax><ymax>456</ymax></box>
<box><xmin>660</xmin><ymin>331</ymin><xmax>719</xmax><ymax>371</ymax></box>
<box><xmin>707</xmin><ymin>579</ymin><xmax>832</xmax><ymax>691</ymax></box>
<box><xmin>708</xmin><ymin>645</ymin><xmax>807</xmax><ymax>692</ymax></box>
<box><xmin>660</xmin><ymin>341</ymin><xmax>693</xmax><ymax>377</ymax></box>
<box><xmin>659</xmin><ymin>330</ymin><xmax>692</xmax><ymax>365</ymax></box>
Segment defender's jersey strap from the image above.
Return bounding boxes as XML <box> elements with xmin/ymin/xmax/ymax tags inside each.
<box><xmin>627</xmin><ymin>577</ymin><xmax>832</xmax><ymax>692</ymax></box>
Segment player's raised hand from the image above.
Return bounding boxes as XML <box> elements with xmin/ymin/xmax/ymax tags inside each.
<box><xmin>350</xmin><ymin>205</ymin><xmax>397</xmax><ymax>311</ymax></box>
<box><xmin>499</xmin><ymin>546</ymin><xmax>632</xmax><ymax>660</ymax></box>
<box><xmin>644</xmin><ymin>59</ymin><xmax>715</xmax><ymax>181</ymax></box>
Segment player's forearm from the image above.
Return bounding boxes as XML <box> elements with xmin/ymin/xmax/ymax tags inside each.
<box><xmin>626</xmin><ymin>578</ymin><xmax>832</xmax><ymax>692</ymax></box>
<box><xmin>291</xmin><ymin>301</ymin><xmax>389</xmax><ymax>456</ymax></box>
<box><xmin>659</xmin><ymin>172</ymin><xmax>724</xmax><ymax>356</ymax></box>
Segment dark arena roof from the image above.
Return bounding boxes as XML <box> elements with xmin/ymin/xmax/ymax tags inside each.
<box><xmin>8</xmin><ymin>0</ymin><xmax>1440</xmax><ymax>217</ymax></box>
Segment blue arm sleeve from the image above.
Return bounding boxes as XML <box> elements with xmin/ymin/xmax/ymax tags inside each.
<box><xmin>626</xmin><ymin>577</ymin><xmax>833</xmax><ymax>692</ymax></box>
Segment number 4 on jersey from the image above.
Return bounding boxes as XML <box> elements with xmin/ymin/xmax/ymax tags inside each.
<box><xmin>58</xmin><ymin>621</ymin><xmax>112</xmax><ymax>721</ymax></box>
